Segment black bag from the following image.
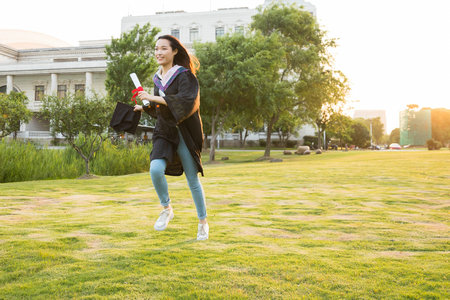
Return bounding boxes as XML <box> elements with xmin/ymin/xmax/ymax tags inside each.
<box><xmin>110</xmin><ymin>102</ymin><xmax>141</xmax><ymax>134</ymax></box>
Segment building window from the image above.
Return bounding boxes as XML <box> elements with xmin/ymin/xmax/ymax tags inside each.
<box><xmin>57</xmin><ymin>85</ymin><xmax>67</xmax><ymax>98</ymax></box>
<box><xmin>35</xmin><ymin>85</ymin><xmax>45</xmax><ymax>101</ymax></box>
<box><xmin>190</xmin><ymin>28</ymin><xmax>199</xmax><ymax>42</ymax></box>
<box><xmin>215</xmin><ymin>27</ymin><xmax>224</xmax><ymax>39</ymax></box>
<box><xmin>171</xmin><ymin>29</ymin><xmax>180</xmax><ymax>39</ymax></box>
<box><xmin>75</xmin><ymin>84</ymin><xmax>85</xmax><ymax>96</ymax></box>
<box><xmin>235</xmin><ymin>25</ymin><xmax>244</xmax><ymax>34</ymax></box>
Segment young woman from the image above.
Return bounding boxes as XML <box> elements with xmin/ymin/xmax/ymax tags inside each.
<box><xmin>134</xmin><ymin>35</ymin><xmax>208</xmax><ymax>240</ymax></box>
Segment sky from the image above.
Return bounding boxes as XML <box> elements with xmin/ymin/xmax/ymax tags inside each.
<box><xmin>1</xmin><ymin>0</ymin><xmax>450</xmax><ymax>132</ymax></box>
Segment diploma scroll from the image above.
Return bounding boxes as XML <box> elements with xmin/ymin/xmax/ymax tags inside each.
<box><xmin>130</xmin><ymin>73</ymin><xmax>141</xmax><ymax>89</ymax></box>
<box><xmin>130</xmin><ymin>73</ymin><xmax>149</xmax><ymax>105</ymax></box>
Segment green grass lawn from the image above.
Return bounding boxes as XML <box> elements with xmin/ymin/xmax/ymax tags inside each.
<box><xmin>0</xmin><ymin>150</ymin><xmax>449</xmax><ymax>299</ymax></box>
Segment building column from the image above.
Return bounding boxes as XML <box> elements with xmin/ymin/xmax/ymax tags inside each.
<box><xmin>85</xmin><ymin>72</ymin><xmax>93</xmax><ymax>98</ymax></box>
<box><xmin>51</xmin><ymin>73</ymin><xmax>58</xmax><ymax>95</ymax></box>
<box><xmin>6</xmin><ymin>75</ymin><xmax>13</xmax><ymax>94</ymax></box>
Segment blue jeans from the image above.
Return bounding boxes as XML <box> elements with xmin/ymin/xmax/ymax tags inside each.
<box><xmin>150</xmin><ymin>130</ymin><xmax>207</xmax><ymax>220</ymax></box>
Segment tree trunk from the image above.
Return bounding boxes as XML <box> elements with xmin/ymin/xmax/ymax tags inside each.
<box><xmin>71</xmin><ymin>142</ymin><xmax>89</xmax><ymax>175</ymax></box>
<box><xmin>84</xmin><ymin>159</ymin><xmax>90</xmax><ymax>175</ymax></box>
<box><xmin>203</xmin><ymin>133</ymin><xmax>208</xmax><ymax>151</ymax></box>
<box><xmin>239</xmin><ymin>130</ymin><xmax>244</xmax><ymax>148</ymax></box>
<box><xmin>209</xmin><ymin>124</ymin><xmax>216</xmax><ymax>162</ymax></box>
<box><xmin>243</xmin><ymin>129</ymin><xmax>249</xmax><ymax>148</ymax></box>
<box><xmin>317</xmin><ymin>128</ymin><xmax>322</xmax><ymax>150</ymax></box>
<box><xmin>85</xmin><ymin>134</ymin><xmax>103</xmax><ymax>175</ymax></box>
<box><xmin>209</xmin><ymin>106</ymin><xmax>220</xmax><ymax>162</ymax></box>
<box><xmin>277</xmin><ymin>130</ymin><xmax>282</xmax><ymax>147</ymax></box>
<box><xmin>283</xmin><ymin>132</ymin><xmax>290</xmax><ymax>148</ymax></box>
<box><xmin>264</xmin><ymin>115</ymin><xmax>278</xmax><ymax>157</ymax></box>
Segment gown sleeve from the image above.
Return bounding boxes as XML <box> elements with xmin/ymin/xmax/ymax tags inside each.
<box><xmin>163</xmin><ymin>71</ymin><xmax>200</xmax><ymax>124</ymax></box>
<box><xmin>143</xmin><ymin>101</ymin><xmax>157</xmax><ymax>118</ymax></box>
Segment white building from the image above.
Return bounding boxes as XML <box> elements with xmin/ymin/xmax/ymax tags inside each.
<box><xmin>0</xmin><ymin>30</ymin><xmax>108</xmax><ymax>141</ymax></box>
<box><xmin>121</xmin><ymin>0</ymin><xmax>316</xmax><ymax>50</ymax></box>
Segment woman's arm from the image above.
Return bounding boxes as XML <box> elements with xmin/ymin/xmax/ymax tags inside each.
<box><xmin>138</xmin><ymin>91</ymin><xmax>167</xmax><ymax>106</ymax></box>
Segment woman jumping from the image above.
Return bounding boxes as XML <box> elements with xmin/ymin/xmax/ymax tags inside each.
<box><xmin>134</xmin><ymin>35</ymin><xmax>208</xmax><ymax>240</ymax></box>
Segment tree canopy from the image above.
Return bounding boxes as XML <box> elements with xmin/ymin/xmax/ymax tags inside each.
<box><xmin>431</xmin><ymin>108</ymin><xmax>450</xmax><ymax>145</ymax></box>
<box><xmin>41</xmin><ymin>93</ymin><xmax>111</xmax><ymax>175</ymax></box>
<box><xmin>362</xmin><ymin>117</ymin><xmax>384</xmax><ymax>145</ymax></box>
<box><xmin>389</xmin><ymin>128</ymin><xmax>400</xmax><ymax>144</ymax></box>
<box><xmin>105</xmin><ymin>23</ymin><xmax>160</xmax><ymax>104</ymax></box>
<box><xmin>195</xmin><ymin>32</ymin><xmax>283</xmax><ymax>160</ymax></box>
<box><xmin>0</xmin><ymin>92</ymin><xmax>32</xmax><ymax>139</ymax></box>
<box><xmin>251</xmin><ymin>3</ymin><xmax>348</xmax><ymax>156</ymax></box>
<box><xmin>350</xmin><ymin>119</ymin><xmax>370</xmax><ymax>148</ymax></box>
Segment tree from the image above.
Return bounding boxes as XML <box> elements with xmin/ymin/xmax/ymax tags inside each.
<box><xmin>350</xmin><ymin>119</ymin><xmax>370</xmax><ymax>148</ymax></box>
<box><xmin>314</xmin><ymin>92</ymin><xmax>348</xmax><ymax>150</ymax></box>
<box><xmin>195</xmin><ymin>32</ymin><xmax>283</xmax><ymax>161</ymax></box>
<box><xmin>0</xmin><ymin>92</ymin><xmax>32</xmax><ymax>139</ymax></box>
<box><xmin>362</xmin><ymin>117</ymin><xmax>384</xmax><ymax>145</ymax></box>
<box><xmin>251</xmin><ymin>3</ymin><xmax>347</xmax><ymax>157</ymax></box>
<box><xmin>431</xmin><ymin>108</ymin><xmax>450</xmax><ymax>145</ymax></box>
<box><xmin>41</xmin><ymin>93</ymin><xmax>111</xmax><ymax>176</ymax></box>
<box><xmin>228</xmin><ymin>112</ymin><xmax>263</xmax><ymax>148</ymax></box>
<box><xmin>389</xmin><ymin>128</ymin><xmax>400</xmax><ymax>144</ymax></box>
<box><xmin>105</xmin><ymin>23</ymin><xmax>159</xmax><ymax>115</ymax></box>
<box><xmin>274</xmin><ymin>110</ymin><xmax>302</xmax><ymax>147</ymax></box>
<box><xmin>327</xmin><ymin>113</ymin><xmax>353</xmax><ymax>148</ymax></box>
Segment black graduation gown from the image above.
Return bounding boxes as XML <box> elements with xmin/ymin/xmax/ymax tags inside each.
<box><xmin>143</xmin><ymin>70</ymin><xmax>204</xmax><ymax>176</ymax></box>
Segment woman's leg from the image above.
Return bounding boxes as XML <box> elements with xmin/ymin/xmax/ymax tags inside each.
<box><xmin>177</xmin><ymin>132</ymin><xmax>207</xmax><ymax>220</ymax></box>
<box><xmin>150</xmin><ymin>159</ymin><xmax>170</xmax><ymax>207</ymax></box>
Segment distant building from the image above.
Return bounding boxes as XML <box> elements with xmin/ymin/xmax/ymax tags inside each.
<box><xmin>121</xmin><ymin>0</ymin><xmax>316</xmax><ymax>51</ymax></box>
<box><xmin>353</xmin><ymin>110</ymin><xmax>387</xmax><ymax>134</ymax></box>
<box><xmin>399</xmin><ymin>109</ymin><xmax>432</xmax><ymax>146</ymax></box>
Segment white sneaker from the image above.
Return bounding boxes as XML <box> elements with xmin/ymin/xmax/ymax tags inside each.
<box><xmin>197</xmin><ymin>223</ymin><xmax>209</xmax><ymax>240</ymax></box>
<box><xmin>154</xmin><ymin>208</ymin><xmax>174</xmax><ymax>231</ymax></box>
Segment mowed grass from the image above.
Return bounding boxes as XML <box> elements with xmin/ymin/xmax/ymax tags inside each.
<box><xmin>0</xmin><ymin>150</ymin><xmax>449</xmax><ymax>299</ymax></box>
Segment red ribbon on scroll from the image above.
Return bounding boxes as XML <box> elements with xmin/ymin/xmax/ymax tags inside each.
<box><xmin>131</xmin><ymin>86</ymin><xmax>144</xmax><ymax>104</ymax></box>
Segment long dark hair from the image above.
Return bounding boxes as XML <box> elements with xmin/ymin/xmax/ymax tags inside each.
<box><xmin>157</xmin><ymin>35</ymin><xmax>200</xmax><ymax>75</ymax></box>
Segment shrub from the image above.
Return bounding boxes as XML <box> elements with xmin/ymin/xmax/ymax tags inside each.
<box><xmin>426</xmin><ymin>138</ymin><xmax>442</xmax><ymax>150</ymax></box>
<box><xmin>0</xmin><ymin>139</ymin><xmax>152</xmax><ymax>183</ymax></box>
<box><xmin>303</xmin><ymin>135</ymin><xmax>318</xmax><ymax>149</ymax></box>
<box><xmin>246</xmin><ymin>140</ymin><xmax>257</xmax><ymax>147</ymax></box>
<box><xmin>90</xmin><ymin>138</ymin><xmax>151</xmax><ymax>176</ymax></box>
<box><xmin>0</xmin><ymin>139</ymin><xmax>81</xmax><ymax>183</ymax></box>
<box><xmin>286</xmin><ymin>140</ymin><xmax>297</xmax><ymax>148</ymax></box>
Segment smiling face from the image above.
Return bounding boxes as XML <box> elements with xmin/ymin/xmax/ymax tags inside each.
<box><xmin>155</xmin><ymin>38</ymin><xmax>178</xmax><ymax>68</ymax></box>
